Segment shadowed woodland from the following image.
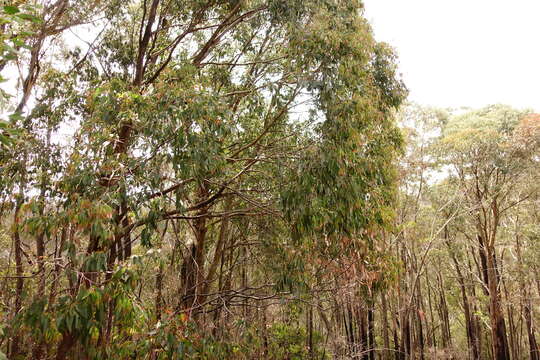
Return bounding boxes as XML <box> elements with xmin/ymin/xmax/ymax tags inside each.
<box><xmin>0</xmin><ymin>1</ymin><xmax>539</xmax><ymax>359</ymax></box>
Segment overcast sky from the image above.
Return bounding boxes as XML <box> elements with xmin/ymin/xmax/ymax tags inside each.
<box><xmin>363</xmin><ymin>0</ymin><xmax>540</xmax><ymax>112</ymax></box>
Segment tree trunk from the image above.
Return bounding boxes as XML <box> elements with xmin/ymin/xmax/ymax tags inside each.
<box><xmin>381</xmin><ymin>292</ymin><xmax>391</xmax><ymax>360</ymax></box>
<box><xmin>436</xmin><ymin>272</ymin><xmax>452</xmax><ymax>349</ymax></box>
<box><xmin>367</xmin><ymin>302</ymin><xmax>375</xmax><ymax>360</ymax></box>
<box><xmin>515</xmin><ymin>223</ymin><xmax>539</xmax><ymax>360</ymax></box>
<box><xmin>180</xmin><ymin>187</ymin><xmax>209</xmax><ymax>316</ymax></box>
<box><xmin>9</xmin><ymin>196</ymin><xmax>24</xmax><ymax>359</ymax></box>
<box><xmin>307</xmin><ymin>304</ymin><xmax>314</xmax><ymax>359</ymax></box>
<box><xmin>155</xmin><ymin>263</ymin><xmax>164</xmax><ymax>321</ymax></box>
<box><xmin>525</xmin><ymin>296</ymin><xmax>539</xmax><ymax>360</ymax></box>
<box><xmin>446</xmin><ymin>235</ymin><xmax>480</xmax><ymax>359</ymax></box>
<box><xmin>55</xmin><ymin>333</ymin><xmax>75</xmax><ymax>360</ymax></box>
<box><xmin>399</xmin><ymin>308</ymin><xmax>411</xmax><ymax>360</ymax></box>
<box><xmin>484</xmin><ymin>245</ymin><xmax>510</xmax><ymax>360</ymax></box>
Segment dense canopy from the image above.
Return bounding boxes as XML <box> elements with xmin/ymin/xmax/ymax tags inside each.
<box><xmin>1</xmin><ymin>1</ymin><xmax>539</xmax><ymax>360</ymax></box>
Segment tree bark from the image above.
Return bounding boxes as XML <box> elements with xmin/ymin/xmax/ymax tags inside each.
<box><xmin>9</xmin><ymin>195</ymin><xmax>24</xmax><ymax>358</ymax></box>
<box><xmin>180</xmin><ymin>185</ymin><xmax>210</xmax><ymax>315</ymax></box>
<box><xmin>484</xmin><ymin>244</ymin><xmax>510</xmax><ymax>360</ymax></box>
<box><xmin>381</xmin><ymin>292</ymin><xmax>391</xmax><ymax>360</ymax></box>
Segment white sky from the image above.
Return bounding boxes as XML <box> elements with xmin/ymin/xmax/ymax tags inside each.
<box><xmin>363</xmin><ymin>0</ymin><xmax>540</xmax><ymax>112</ymax></box>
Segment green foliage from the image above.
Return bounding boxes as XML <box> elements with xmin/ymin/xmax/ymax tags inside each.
<box><xmin>0</xmin><ymin>0</ymin><xmax>406</xmax><ymax>358</ymax></box>
<box><xmin>0</xmin><ymin>4</ymin><xmax>41</xmax><ymax>68</ymax></box>
<box><xmin>437</xmin><ymin>105</ymin><xmax>537</xmax><ymax>184</ymax></box>
<box><xmin>282</xmin><ymin>9</ymin><xmax>406</xmax><ymax>242</ymax></box>
<box><xmin>266</xmin><ymin>322</ymin><xmax>326</xmax><ymax>360</ymax></box>
<box><xmin>0</xmin><ymin>3</ymin><xmax>41</xmax><ymax>148</ymax></box>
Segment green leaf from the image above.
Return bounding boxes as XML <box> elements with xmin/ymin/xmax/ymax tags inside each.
<box><xmin>16</xmin><ymin>13</ymin><xmax>42</xmax><ymax>23</ymax></box>
<box><xmin>3</xmin><ymin>5</ymin><xmax>20</xmax><ymax>14</ymax></box>
<box><xmin>12</xmin><ymin>38</ymin><xmax>26</xmax><ymax>47</ymax></box>
<box><xmin>8</xmin><ymin>112</ymin><xmax>24</xmax><ymax>121</ymax></box>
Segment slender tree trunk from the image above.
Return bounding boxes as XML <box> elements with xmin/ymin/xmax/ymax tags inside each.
<box><xmin>392</xmin><ymin>304</ymin><xmax>401</xmax><ymax>360</ymax></box>
<box><xmin>357</xmin><ymin>305</ymin><xmax>367</xmax><ymax>360</ymax></box>
<box><xmin>307</xmin><ymin>304</ymin><xmax>314</xmax><ymax>359</ymax></box>
<box><xmin>347</xmin><ymin>303</ymin><xmax>356</xmax><ymax>355</ymax></box>
<box><xmin>426</xmin><ymin>275</ymin><xmax>437</xmax><ymax>350</ymax></box>
<box><xmin>263</xmin><ymin>306</ymin><xmax>269</xmax><ymax>357</ymax></box>
<box><xmin>525</xmin><ymin>295</ymin><xmax>539</xmax><ymax>360</ymax></box>
<box><xmin>155</xmin><ymin>263</ymin><xmax>164</xmax><ymax>321</ymax></box>
<box><xmin>502</xmin><ymin>277</ymin><xmax>518</xmax><ymax>360</ymax></box>
<box><xmin>121</xmin><ymin>197</ymin><xmax>131</xmax><ymax>260</ymax></box>
<box><xmin>9</xmin><ymin>195</ymin><xmax>24</xmax><ymax>359</ymax></box>
<box><xmin>468</xmin><ymin>254</ymin><xmax>484</xmax><ymax>359</ymax></box>
<box><xmin>515</xmin><ymin>221</ymin><xmax>539</xmax><ymax>360</ymax></box>
<box><xmin>446</xmin><ymin>235</ymin><xmax>480</xmax><ymax>359</ymax></box>
<box><xmin>477</xmin><ymin>238</ymin><xmax>490</xmax><ymax>296</ymax></box>
<box><xmin>398</xmin><ymin>242</ymin><xmax>411</xmax><ymax>360</ymax></box>
<box><xmin>367</xmin><ymin>302</ymin><xmax>375</xmax><ymax>360</ymax></box>
<box><xmin>393</xmin><ymin>328</ymin><xmax>400</xmax><ymax>360</ymax></box>
<box><xmin>436</xmin><ymin>272</ymin><xmax>452</xmax><ymax>349</ymax></box>
<box><xmin>415</xmin><ymin>279</ymin><xmax>426</xmax><ymax>360</ymax></box>
<box><xmin>381</xmin><ymin>292</ymin><xmax>391</xmax><ymax>360</ymax></box>
<box><xmin>484</xmin><ymin>244</ymin><xmax>510</xmax><ymax>360</ymax></box>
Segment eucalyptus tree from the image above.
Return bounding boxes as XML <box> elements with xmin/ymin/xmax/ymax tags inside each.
<box><xmin>385</xmin><ymin>104</ymin><xmax>540</xmax><ymax>360</ymax></box>
<box><xmin>0</xmin><ymin>0</ymin><xmax>406</xmax><ymax>358</ymax></box>
<box><xmin>436</xmin><ymin>105</ymin><xmax>540</xmax><ymax>360</ymax></box>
